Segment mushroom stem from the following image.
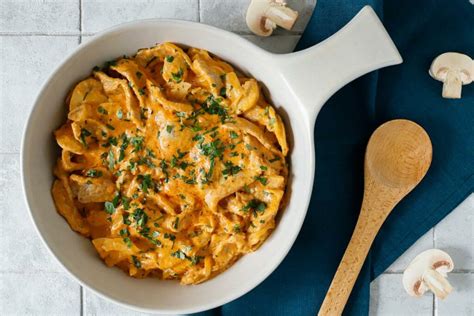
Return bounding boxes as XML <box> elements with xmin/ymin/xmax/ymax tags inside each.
<box><xmin>422</xmin><ymin>268</ymin><xmax>453</xmax><ymax>299</ymax></box>
<box><xmin>265</xmin><ymin>5</ymin><xmax>298</xmax><ymax>30</ymax></box>
<box><xmin>442</xmin><ymin>70</ymin><xmax>463</xmax><ymax>99</ymax></box>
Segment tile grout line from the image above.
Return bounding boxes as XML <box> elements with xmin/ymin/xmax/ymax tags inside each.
<box><xmin>198</xmin><ymin>0</ymin><xmax>201</xmax><ymax>22</ymax></box>
<box><xmin>0</xmin><ymin>31</ymin><xmax>303</xmax><ymax>37</ymax></box>
<box><xmin>79</xmin><ymin>0</ymin><xmax>83</xmax><ymax>44</ymax></box>
<box><xmin>79</xmin><ymin>1</ymin><xmax>83</xmax><ymax>313</ymax></box>
<box><xmin>80</xmin><ymin>286</ymin><xmax>84</xmax><ymax>316</ymax></box>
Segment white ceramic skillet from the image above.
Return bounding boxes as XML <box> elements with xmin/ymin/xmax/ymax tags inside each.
<box><xmin>21</xmin><ymin>6</ymin><xmax>402</xmax><ymax>314</ymax></box>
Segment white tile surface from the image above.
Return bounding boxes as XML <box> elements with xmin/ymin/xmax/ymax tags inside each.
<box><xmin>385</xmin><ymin>229</ymin><xmax>434</xmax><ymax>273</ymax></box>
<box><xmin>82</xmin><ymin>0</ymin><xmax>199</xmax><ymax>34</ymax></box>
<box><xmin>0</xmin><ymin>36</ymin><xmax>78</xmax><ymax>153</ymax></box>
<box><xmin>435</xmin><ymin>195</ymin><xmax>474</xmax><ymax>271</ymax></box>
<box><xmin>0</xmin><ymin>155</ymin><xmax>62</xmax><ymax>272</ymax></box>
<box><xmin>84</xmin><ymin>289</ymin><xmax>164</xmax><ymax>316</ymax></box>
<box><xmin>0</xmin><ymin>1</ymin><xmax>472</xmax><ymax>315</ymax></box>
<box><xmin>369</xmin><ymin>274</ymin><xmax>433</xmax><ymax>316</ymax></box>
<box><xmin>0</xmin><ymin>272</ymin><xmax>81</xmax><ymax>315</ymax></box>
<box><xmin>200</xmin><ymin>0</ymin><xmax>316</xmax><ymax>34</ymax></box>
<box><xmin>0</xmin><ymin>0</ymin><xmax>79</xmax><ymax>34</ymax></box>
<box><xmin>436</xmin><ymin>273</ymin><xmax>474</xmax><ymax>316</ymax></box>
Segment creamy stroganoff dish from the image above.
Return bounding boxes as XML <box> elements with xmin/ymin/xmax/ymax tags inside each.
<box><xmin>52</xmin><ymin>43</ymin><xmax>289</xmax><ymax>284</ymax></box>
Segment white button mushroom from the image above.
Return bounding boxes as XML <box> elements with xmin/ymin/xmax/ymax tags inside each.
<box><xmin>403</xmin><ymin>249</ymin><xmax>454</xmax><ymax>299</ymax></box>
<box><xmin>246</xmin><ymin>0</ymin><xmax>299</xmax><ymax>37</ymax></box>
<box><xmin>429</xmin><ymin>52</ymin><xmax>473</xmax><ymax>99</ymax></box>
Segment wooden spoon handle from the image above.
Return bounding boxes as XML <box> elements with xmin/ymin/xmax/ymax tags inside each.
<box><xmin>318</xmin><ymin>210</ymin><xmax>384</xmax><ymax>315</ymax></box>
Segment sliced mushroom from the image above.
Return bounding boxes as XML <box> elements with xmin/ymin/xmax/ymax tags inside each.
<box><xmin>246</xmin><ymin>0</ymin><xmax>299</xmax><ymax>37</ymax></box>
<box><xmin>429</xmin><ymin>52</ymin><xmax>473</xmax><ymax>99</ymax></box>
<box><xmin>402</xmin><ymin>249</ymin><xmax>454</xmax><ymax>299</ymax></box>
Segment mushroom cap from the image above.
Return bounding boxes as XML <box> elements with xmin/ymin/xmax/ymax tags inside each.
<box><xmin>246</xmin><ymin>0</ymin><xmax>275</xmax><ymax>36</ymax></box>
<box><xmin>402</xmin><ymin>249</ymin><xmax>454</xmax><ymax>297</ymax></box>
<box><xmin>429</xmin><ymin>52</ymin><xmax>474</xmax><ymax>84</ymax></box>
<box><xmin>246</xmin><ymin>0</ymin><xmax>298</xmax><ymax>37</ymax></box>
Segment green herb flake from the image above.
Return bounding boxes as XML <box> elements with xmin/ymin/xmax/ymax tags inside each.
<box><xmin>173</xmin><ymin>217</ymin><xmax>180</xmax><ymax>230</ymax></box>
<box><xmin>80</xmin><ymin>128</ymin><xmax>92</xmax><ymax>146</ymax></box>
<box><xmin>222</xmin><ymin>161</ymin><xmax>242</xmax><ymax>177</ymax></box>
<box><xmin>242</xmin><ymin>199</ymin><xmax>267</xmax><ymax>214</ymax></box>
<box><xmin>136</xmin><ymin>71</ymin><xmax>143</xmax><ymax>79</ymax></box>
<box><xmin>166</xmin><ymin>125</ymin><xmax>174</xmax><ymax>133</ymax></box>
<box><xmin>131</xmin><ymin>255</ymin><xmax>141</xmax><ymax>268</ymax></box>
<box><xmin>254</xmin><ymin>176</ymin><xmax>268</xmax><ymax>185</ymax></box>
<box><xmin>107</xmin><ymin>150</ymin><xmax>115</xmax><ymax>170</ymax></box>
<box><xmin>104</xmin><ymin>201</ymin><xmax>115</xmax><ymax>214</ymax></box>
<box><xmin>86</xmin><ymin>169</ymin><xmax>102</xmax><ymax>178</ymax></box>
<box><xmin>229</xmin><ymin>131</ymin><xmax>238</xmax><ymax>139</ymax></box>
<box><xmin>219</xmin><ymin>87</ymin><xmax>227</xmax><ymax>97</ymax></box>
<box><xmin>132</xmin><ymin>208</ymin><xmax>148</xmax><ymax>228</ymax></box>
<box><xmin>116</xmin><ymin>109</ymin><xmax>123</xmax><ymax>119</ymax></box>
<box><xmin>105</xmin><ymin>123</ymin><xmax>115</xmax><ymax>131</ymax></box>
<box><xmin>98</xmin><ymin>106</ymin><xmax>108</xmax><ymax>115</ymax></box>
<box><xmin>165</xmin><ymin>55</ymin><xmax>174</xmax><ymax>63</ymax></box>
<box><xmin>233</xmin><ymin>224</ymin><xmax>241</xmax><ymax>233</ymax></box>
<box><xmin>171</xmin><ymin>68</ymin><xmax>183</xmax><ymax>83</ymax></box>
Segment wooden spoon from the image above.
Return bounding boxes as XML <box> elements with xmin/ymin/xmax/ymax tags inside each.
<box><xmin>318</xmin><ymin>119</ymin><xmax>432</xmax><ymax>316</ymax></box>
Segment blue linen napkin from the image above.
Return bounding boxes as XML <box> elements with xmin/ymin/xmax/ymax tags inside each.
<box><xmin>200</xmin><ymin>0</ymin><xmax>474</xmax><ymax>314</ymax></box>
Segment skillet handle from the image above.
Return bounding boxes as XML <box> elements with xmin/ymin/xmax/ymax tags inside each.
<box><xmin>276</xmin><ymin>6</ymin><xmax>402</xmax><ymax>124</ymax></box>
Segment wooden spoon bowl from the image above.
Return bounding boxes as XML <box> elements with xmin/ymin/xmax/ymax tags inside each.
<box><xmin>319</xmin><ymin>119</ymin><xmax>432</xmax><ymax>315</ymax></box>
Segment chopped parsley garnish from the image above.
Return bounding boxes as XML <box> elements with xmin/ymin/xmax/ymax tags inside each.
<box><xmin>107</xmin><ymin>150</ymin><xmax>115</xmax><ymax>170</ymax></box>
<box><xmin>105</xmin><ymin>123</ymin><xmax>115</xmax><ymax>130</ymax></box>
<box><xmin>173</xmin><ymin>217</ymin><xmax>180</xmax><ymax>230</ymax></box>
<box><xmin>192</xmin><ymin>134</ymin><xmax>203</xmax><ymax>142</ymax></box>
<box><xmin>104</xmin><ymin>136</ymin><xmax>118</xmax><ymax>147</ymax></box>
<box><xmin>165</xmin><ymin>55</ymin><xmax>174</xmax><ymax>63</ymax></box>
<box><xmin>132</xmin><ymin>208</ymin><xmax>148</xmax><ymax>228</ymax></box>
<box><xmin>171</xmin><ymin>250</ymin><xmax>187</xmax><ymax>260</ymax></box>
<box><xmin>136</xmin><ymin>71</ymin><xmax>142</xmax><ymax>79</ymax></box>
<box><xmin>138</xmin><ymin>87</ymin><xmax>146</xmax><ymax>96</ymax></box>
<box><xmin>160</xmin><ymin>160</ymin><xmax>169</xmax><ymax>182</ymax></box>
<box><xmin>137</xmin><ymin>174</ymin><xmax>154</xmax><ymax>194</ymax></box>
<box><xmin>130</xmin><ymin>136</ymin><xmax>144</xmax><ymax>152</ymax></box>
<box><xmin>260</xmin><ymin>165</ymin><xmax>268</xmax><ymax>171</ymax></box>
<box><xmin>202</xmin><ymin>95</ymin><xmax>228</xmax><ymax>123</ymax></box>
<box><xmin>86</xmin><ymin>169</ymin><xmax>102</xmax><ymax>178</ymax></box>
<box><xmin>233</xmin><ymin>224</ymin><xmax>241</xmax><ymax>233</ymax></box>
<box><xmin>131</xmin><ymin>255</ymin><xmax>141</xmax><ymax>268</ymax></box>
<box><xmin>242</xmin><ymin>199</ymin><xmax>267</xmax><ymax>214</ymax></box>
<box><xmin>122</xmin><ymin>197</ymin><xmax>130</xmax><ymax>211</ymax></box>
<box><xmin>222</xmin><ymin>161</ymin><xmax>242</xmax><ymax>177</ymax></box>
<box><xmin>219</xmin><ymin>87</ymin><xmax>227</xmax><ymax>97</ymax></box>
<box><xmin>128</xmin><ymin>161</ymin><xmax>137</xmax><ymax>172</ymax></box>
<box><xmin>80</xmin><ymin>128</ymin><xmax>92</xmax><ymax>146</ymax></box>
<box><xmin>191</xmin><ymin>255</ymin><xmax>204</xmax><ymax>265</ymax></box>
<box><xmin>269</xmin><ymin>156</ymin><xmax>281</xmax><ymax>163</ymax></box>
<box><xmin>164</xmin><ymin>233</ymin><xmax>176</xmax><ymax>244</ymax></box>
<box><xmin>123</xmin><ymin>213</ymin><xmax>131</xmax><ymax>225</ymax></box>
<box><xmin>171</xmin><ymin>68</ymin><xmax>183</xmax><ymax>83</ymax></box>
<box><xmin>104</xmin><ymin>201</ymin><xmax>115</xmax><ymax>214</ymax></box>
<box><xmin>116</xmin><ymin>109</ymin><xmax>123</xmax><ymax>119</ymax></box>
<box><xmin>166</xmin><ymin>125</ymin><xmax>174</xmax><ymax>133</ymax></box>
<box><xmin>254</xmin><ymin>176</ymin><xmax>268</xmax><ymax>185</ymax></box>
<box><xmin>229</xmin><ymin>131</ymin><xmax>239</xmax><ymax>139</ymax></box>
<box><xmin>97</xmin><ymin>106</ymin><xmax>108</xmax><ymax>115</ymax></box>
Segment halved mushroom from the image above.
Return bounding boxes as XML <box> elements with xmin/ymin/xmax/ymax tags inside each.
<box><xmin>246</xmin><ymin>0</ymin><xmax>299</xmax><ymax>37</ymax></box>
<box><xmin>429</xmin><ymin>52</ymin><xmax>473</xmax><ymax>99</ymax></box>
<box><xmin>403</xmin><ymin>249</ymin><xmax>454</xmax><ymax>299</ymax></box>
